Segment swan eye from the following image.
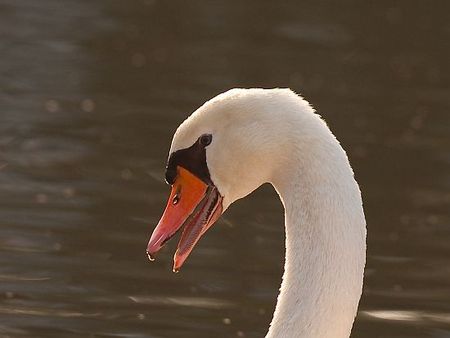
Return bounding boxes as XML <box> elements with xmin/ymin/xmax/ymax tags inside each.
<box><xmin>199</xmin><ymin>134</ymin><xmax>212</xmax><ymax>147</ymax></box>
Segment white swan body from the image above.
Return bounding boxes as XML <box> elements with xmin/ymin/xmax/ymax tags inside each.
<box><xmin>154</xmin><ymin>88</ymin><xmax>366</xmax><ymax>337</ymax></box>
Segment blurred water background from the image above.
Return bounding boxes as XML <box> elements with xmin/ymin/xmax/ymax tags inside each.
<box><xmin>0</xmin><ymin>1</ymin><xmax>449</xmax><ymax>337</ymax></box>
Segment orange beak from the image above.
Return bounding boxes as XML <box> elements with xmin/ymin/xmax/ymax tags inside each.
<box><xmin>146</xmin><ymin>167</ymin><xmax>223</xmax><ymax>272</ymax></box>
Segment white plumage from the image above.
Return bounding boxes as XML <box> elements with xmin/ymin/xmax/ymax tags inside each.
<box><xmin>169</xmin><ymin>88</ymin><xmax>367</xmax><ymax>337</ymax></box>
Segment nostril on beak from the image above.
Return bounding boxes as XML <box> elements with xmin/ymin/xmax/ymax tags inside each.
<box><xmin>146</xmin><ymin>251</ymin><xmax>156</xmax><ymax>262</ymax></box>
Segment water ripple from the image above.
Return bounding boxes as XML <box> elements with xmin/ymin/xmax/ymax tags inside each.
<box><xmin>129</xmin><ymin>295</ymin><xmax>235</xmax><ymax>310</ymax></box>
<box><xmin>362</xmin><ymin>310</ymin><xmax>450</xmax><ymax>325</ymax></box>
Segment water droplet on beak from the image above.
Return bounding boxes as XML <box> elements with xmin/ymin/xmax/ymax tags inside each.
<box><xmin>147</xmin><ymin>251</ymin><xmax>155</xmax><ymax>261</ymax></box>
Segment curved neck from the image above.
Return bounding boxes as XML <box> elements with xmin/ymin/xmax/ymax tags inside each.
<box><xmin>266</xmin><ymin>134</ymin><xmax>366</xmax><ymax>338</ymax></box>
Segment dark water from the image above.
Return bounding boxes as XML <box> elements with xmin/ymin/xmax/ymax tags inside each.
<box><xmin>1</xmin><ymin>1</ymin><xmax>449</xmax><ymax>337</ymax></box>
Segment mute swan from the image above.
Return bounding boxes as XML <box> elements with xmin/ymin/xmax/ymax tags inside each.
<box><xmin>147</xmin><ymin>88</ymin><xmax>366</xmax><ymax>338</ymax></box>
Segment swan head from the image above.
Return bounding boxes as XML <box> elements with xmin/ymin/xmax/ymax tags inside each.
<box><xmin>146</xmin><ymin>88</ymin><xmax>315</xmax><ymax>271</ymax></box>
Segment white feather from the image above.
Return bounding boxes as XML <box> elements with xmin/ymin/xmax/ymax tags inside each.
<box><xmin>170</xmin><ymin>88</ymin><xmax>366</xmax><ymax>338</ymax></box>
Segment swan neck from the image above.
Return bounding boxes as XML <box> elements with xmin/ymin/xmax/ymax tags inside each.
<box><xmin>266</xmin><ymin>144</ymin><xmax>366</xmax><ymax>338</ymax></box>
